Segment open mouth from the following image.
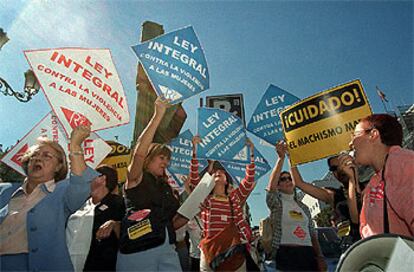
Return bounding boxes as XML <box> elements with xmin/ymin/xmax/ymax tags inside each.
<box><xmin>33</xmin><ymin>164</ymin><xmax>43</xmax><ymax>172</ymax></box>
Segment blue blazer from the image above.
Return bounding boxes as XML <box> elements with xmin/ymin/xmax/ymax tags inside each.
<box><xmin>0</xmin><ymin>167</ymin><xmax>99</xmax><ymax>271</ymax></box>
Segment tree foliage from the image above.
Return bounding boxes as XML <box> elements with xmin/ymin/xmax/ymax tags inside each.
<box><xmin>315</xmin><ymin>206</ymin><xmax>334</xmax><ymax>227</ymax></box>
<box><xmin>0</xmin><ymin>147</ymin><xmax>25</xmax><ymax>183</ymax></box>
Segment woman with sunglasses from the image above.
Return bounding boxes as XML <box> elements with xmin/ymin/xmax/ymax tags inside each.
<box><xmin>266</xmin><ymin>141</ymin><xmax>326</xmax><ymax>271</ymax></box>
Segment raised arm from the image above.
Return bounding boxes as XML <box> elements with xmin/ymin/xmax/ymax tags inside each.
<box><xmin>126</xmin><ymin>97</ymin><xmax>169</xmax><ymax>189</ymax></box>
<box><xmin>66</xmin><ymin>125</ymin><xmax>100</xmax><ymax>213</ymax></box>
<box><xmin>337</xmin><ymin>154</ymin><xmax>359</xmax><ymax>224</ymax></box>
<box><xmin>233</xmin><ymin>138</ymin><xmax>256</xmax><ymax>204</ymax></box>
<box><xmin>266</xmin><ymin>141</ymin><xmax>286</xmax><ymax>192</ymax></box>
<box><xmin>291</xmin><ymin>166</ymin><xmax>334</xmax><ymax>205</ymax></box>
<box><xmin>69</xmin><ymin>125</ymin><xmax>90</xmax><ymax>175</ymax></box>
<box><xmin>189</xmin><ymin>135</ymin><xmax>202</xmax><ymax>187</ymax></box>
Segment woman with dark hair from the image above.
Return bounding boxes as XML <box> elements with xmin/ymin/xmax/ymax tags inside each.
<box><xmin>0</xmin><ymin>125</ymin><xmax>99</xmax><ymax>271</ymax></box>
<box><xmin>266</xmin><ymin>141</ymin><xmax>326</xmax><ymax>271</ymax></box>
<box><xmin>66</xmin><ymin>165</ymin><xmax>125</xmax><ymax>272</ymax></box>
<box><xmin>116</xmin><ymin>97</ymin><xmax>180</xmax><ymax>271</ymax></box>
<box><xmin>190</xmin><ymin>136</ymin><xmax>256</xmax><ymax>271</ymax></box>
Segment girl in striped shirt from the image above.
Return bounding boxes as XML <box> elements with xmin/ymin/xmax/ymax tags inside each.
<box><xmin>190</xmin><ymin>136</ymin><xmax>255</xmax><ymax>271</ymax></box>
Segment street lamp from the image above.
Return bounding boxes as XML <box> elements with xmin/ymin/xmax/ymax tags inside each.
<box><xmin>0</xmin><ymin>28</ymin><xmax>41</xmax><ymax>102</ymax></box>
<box><xmin>0</xmin><ymin>70</ymin><xmax>41</xmax><ymax>102</ymax></box>
<box><xmin>0</xmin><ymin>28</ymin><xmax>10</xmax><ymax>50</ymax></box>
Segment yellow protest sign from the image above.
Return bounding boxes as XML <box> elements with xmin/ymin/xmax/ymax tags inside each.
<box><xmin>101</xmin><ymin>141</ymin><xmax>131</xmax><ymax>183</ymax></box>
<box><xmin>280</xmin><ymin>80</ymin><xmax>372</xmax><ymax>166</ymax></box>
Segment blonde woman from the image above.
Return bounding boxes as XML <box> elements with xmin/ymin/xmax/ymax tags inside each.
<box><xmin>117</xmin><ymin>97</ymin><xmax>180</xmax><ymax>271</ymax></box>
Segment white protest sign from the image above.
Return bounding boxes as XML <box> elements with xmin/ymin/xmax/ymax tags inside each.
<box><xmin>177</xmin><ymin>172</ymin><xmax>215</xmax><ymax>220</ymax></box>
<box><xmin>1</xmin><ymin>112</ymin><xmax>112</xmax><ymax>176</ymax></box>
<box><xmin>24</xmin><ymin>48</ymin><xmax>130</xmax><ymax>136</ymax></box>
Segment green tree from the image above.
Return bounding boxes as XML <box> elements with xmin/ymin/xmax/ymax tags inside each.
<box><xmin>0</xmin><ymin>146</ymin><xmax>25</xmax><ymax>183</ymax></box>
<box><xmin>314</xmin><ymin>206</ymin><xmax>334</xmax><ymax>227</ymax></box>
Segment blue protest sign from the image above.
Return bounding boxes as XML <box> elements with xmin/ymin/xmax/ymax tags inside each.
<box><xmin>197</xmin><ymin>108</ymin><xmax>249</xmax><ymax>163</ymax></box>
<box><xmin>167</xmin><ymin>172</ymin><xmax>186</xmax><ymax>188</ymax></box>
<box><xmin>167</xmin><ymin>129</ymin><xmax>207</xmax><ymax>179</ymax></box>
<box><xmin>221</xmin><ymin>146</ymin><xmax>271</xmax><ymax>185</ymax></box>
<box><xmin>247</xmin><ymin>84</ymin><xmax>300</xmax><ymax>145</ymax></box>
<box><xmin>132</xmin><ymin>26</ymin><xmax>209</xmax><ymax>104</ymax></box>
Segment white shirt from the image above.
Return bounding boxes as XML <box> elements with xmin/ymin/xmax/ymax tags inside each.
<box><xmin>187</xmin><ymin>215</ymin><xmax>203</xmax><ymax>258</ymax></box>
<box><xmin>66</xmin><ymin>199</ymin><xmax>96</xmax><ymax>272</ymax></box>
<box><xmin>280</xmin><ymin>193</ymin><xmax>312</xmax><ymax>246</ymax></box>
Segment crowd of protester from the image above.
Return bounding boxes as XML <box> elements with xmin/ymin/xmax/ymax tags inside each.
<box><xmin>0</xmin><ymin>96</ymin><xmax>413</xmax><ymax>271</ymax></box>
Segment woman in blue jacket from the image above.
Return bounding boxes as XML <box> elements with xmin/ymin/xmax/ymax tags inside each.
<box><xmin>0</xmin><ymin>125</ymin><xmax>99</xmax><ymax>271</ymax></box>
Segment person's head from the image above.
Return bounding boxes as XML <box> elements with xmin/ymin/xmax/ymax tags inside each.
<box><xmin>211</xmin><ymin>161</ymin><xmax>234</xmax><ymax>195</ymax></box>
<box><xmin>143</xmin><ymin>143</ymin><xmax>171</xmax><ymax>178</ymax></box>
<box><xmin>330</xmin><ymin>215</ymin><xmax>337</xmax><ymax>227</ymax></box>
<box><xmin>21</xmin><ymin>138</ymin><xmax>68</xmax><ymax>183</ymax></box>
<box><xmin>349</xmin><ymin>114</ymin><xmax>402</xmax><ymax>165</ymax></box>
<box><xmin>277</xmin><ymin>171</ymin><xmax>294</xmax><ymax>194</ymax></box>
<box><xmin>96</xmin><ymin>165</ymin><xmax>118</xmax><ymax>192</ymax></box>
<box><xmin>327</xmin><ymin>155</ymin><xmax>349</xmax><ymax>185</ymax></box>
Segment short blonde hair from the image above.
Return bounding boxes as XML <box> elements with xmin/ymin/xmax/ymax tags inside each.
<box><xmin>21</xmin><ymin>137</ymin><xmax>68</xmax><ymax>182</ymax></box>
<box><xmin>143</xmin><ymin>143</ymin><xmax>171</xmax><ymax>173</ymax></box>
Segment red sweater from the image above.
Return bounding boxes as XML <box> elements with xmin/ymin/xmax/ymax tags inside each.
<box><xmin>189</xmin><ymin>158</ymin><xmax>255</xmax><ymax>242</ymax></box>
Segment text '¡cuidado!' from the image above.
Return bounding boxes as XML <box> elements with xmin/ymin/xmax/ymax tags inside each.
<box><xmin>281</xmin><ymin>84</ymin><xmax>366</xmax><ymax>132</ymax></box>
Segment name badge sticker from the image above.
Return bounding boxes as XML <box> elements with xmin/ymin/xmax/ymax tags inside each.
<box><xmin>127</xmin><ymin>219</ymin><xmax>153</xmax><ymax>240</ymax></box>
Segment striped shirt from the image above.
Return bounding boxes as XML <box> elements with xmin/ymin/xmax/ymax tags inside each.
<box><xmin>189</xmin><ymin>158</ymin><xmax>255</xmax><ymax>241</ymax></box>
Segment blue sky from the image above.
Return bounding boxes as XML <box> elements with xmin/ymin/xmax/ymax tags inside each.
<box><xmin>0</xmin><ymin>0</ymin><xmax>413</xmax><ymax>224</ymax></box>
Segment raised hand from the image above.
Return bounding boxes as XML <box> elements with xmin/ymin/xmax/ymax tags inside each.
<box><xmin>70</xmin><ymin>125</ymin><xmax>91</xmax><ymax>147</ymax></box>
<box><xmin>154</xmin><ymin>96</ymin><xmax>171</xmax><ymax>117</ymax></box>
<box><xmin>207</xmin><ymin>159</ymin><xmax>215</xmax><ymax>175</ymax></box>
<box><xmin>337</xmin><ymin>153</ymin><xmax>356</xmax><ymax>180</ymax></box>
<box><xmin>246</xmin><ymin>138</ymin><xmax>255</xmax><ymax>162</ymax></box>
<box><xmin>192</xmin><ymin>135</ymin><xmax>201</xmax><ymax>154</ymax></box>
<box><xmin>275</xmin><ymin>141</ymin><xmax>287</xmax><ymax>159</ymax></box>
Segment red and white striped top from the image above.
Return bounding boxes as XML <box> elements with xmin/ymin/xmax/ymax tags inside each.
<box><xmin>189</xmin><ymin>158</ymin><xmax>255</xmax><ymax>241</ymax></box>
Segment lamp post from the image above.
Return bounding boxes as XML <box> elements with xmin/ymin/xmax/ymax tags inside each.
<box><xmin>0</xmin><ymin>28</ymin><xmax>41</xmax><ymax>102</ymax></box>
<box><xmin>0</xmin><ymin>28</ymin><xmax>10</xmax><ymax>50</ymax></box>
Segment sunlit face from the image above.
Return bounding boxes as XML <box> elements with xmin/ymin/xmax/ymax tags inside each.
<box><xmin>277</xmin><ymin>173</ymin><xmax>294</xmax><ymax>194</ymax></box>
<box><xmin>212</xmin><ymin>169</ymin><xmax>227</xmax><ymax>186</ymax></box>
<box><xmin>349</xmin><ymin>121</ymin><xmax>374</xmax><ymax>166</ymax></box>
<box><xmin>27</xmin><ymin>145</ymin><xmax>62</xmax><ymax>182</ymax></box>
<box><xmin>147</xmin><ymin>154</ymin><xmax>170</xmax><ymax>177</ymax></box>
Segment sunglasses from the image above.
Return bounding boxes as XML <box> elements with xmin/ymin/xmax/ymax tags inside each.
<box><xmin>279</xmin><ymin>176</ymin><xmax>292</xmax><ymax>182</ymax></box>
<box><xmin>329</xmin><ymin>165</ymin><xmax>338</xmax><ymax>172</ymax></box>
